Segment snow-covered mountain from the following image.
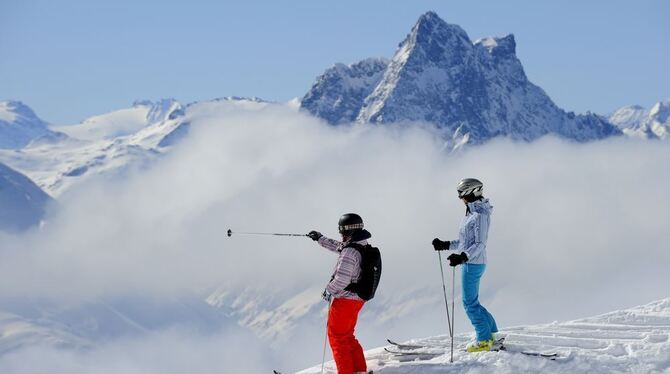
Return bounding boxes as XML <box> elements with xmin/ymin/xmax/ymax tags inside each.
<box><xmin>51</xmin><ymin>99</ymin><xmax>184</xmax><ymax>141</ymax></box>
<box><xmin>301</xmin><ymin>12</ymin><xmax>620</xmax><ymax>145</ymax></box>
<box><xmin>0</xmin><ymin>99</ymin><xmax>185</xmax><ymax>196</ymax></box>
<box><xmin>0</xmin><ymin>101</ymin><xmax>67</xmax><ymax>149</ymax></box>
<box><xmin>299</xmin><ymin>298</ymin><xmax>670</xmax><ymax>373</ymax></box>
<box><xmin>0</xmin><ymin>162</ymin><xmax>52</xmax><ymax>232</ymax></box>
<box><xmin>300</xmin><ymin>58</ymin><xmax>389</xmax><ymax>125</ymax></box>
<box><xmin>609</xmin><ymin>98</ymin><xmax>670</xmax><ymax>139</ymax></box>
<box><xmin>0</xmin><ymin>97</ymin><xmax>270</xmax><ymax>196</ymax></box>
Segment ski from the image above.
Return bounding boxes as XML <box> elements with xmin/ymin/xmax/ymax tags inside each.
<box><xmin>384</xmin><ymin>347</ymin><xmax>444</xmax><ymax>362</ymax></box>
<box><xmin>386</xmin><ymin>338</ymin><xmax>433</xmax><ymax>350</ymax></box>
<box><xmin>384</xmin><ymin>347</ymin><xmax>443</xmax><ymax>356</ymax></box>
<box><xmin>498</xmin><ymin>346</ymin><xmax>561</xmax><ymax>360</ymax></box>
<box><xmin>388</xmin><ymin>337</ymin><xmax>561</xmax><ymax>361</ymax></box>
<box><xmin>519</xmin><ymin>351</ymin><xmax>560</xmax><ymax>359</ymax></box>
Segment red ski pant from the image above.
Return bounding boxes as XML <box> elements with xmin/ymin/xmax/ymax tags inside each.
<box><xmin>328</xmin><ymin>298</ymin><xmax>366</xmax><ymax>374</ymax></box>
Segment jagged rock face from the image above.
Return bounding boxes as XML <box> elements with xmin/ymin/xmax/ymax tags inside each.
<box><xmin>301</xmin><ymin>11</ymin><xmax>620</xmax><ymax>144</ymax></box>
<box><xmin>300</xmin><ymin>58</ymin><xmax>389</xmax><ymax>124</ymax></box>
<box><xmin>358</xmin><ymin>12</ymin><xmax>491</xmax><ymax>137</ymax></box>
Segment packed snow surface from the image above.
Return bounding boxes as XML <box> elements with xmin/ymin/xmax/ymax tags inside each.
<box><xmin>299</xmin><ymin>298</ymin><xmax>670</xmax><ymax>373</ymax></box>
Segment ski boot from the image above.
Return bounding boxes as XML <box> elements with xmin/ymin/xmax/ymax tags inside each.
<box><xmin>466</xmin><ymin>337</ymin><xmax>498</xmax><ymax>352</ymax></box>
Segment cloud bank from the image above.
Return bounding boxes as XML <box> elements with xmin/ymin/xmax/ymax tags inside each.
<box><xmin>1</xmin><ymin>102</ymin><xmax>669</xmax><ymax>371</ymax></box>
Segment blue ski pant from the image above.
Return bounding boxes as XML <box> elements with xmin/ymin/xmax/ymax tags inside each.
<box><xmin>462</xmin><ymin>263</ymin><xmax>498</xmax><ymax>342</ymax></box>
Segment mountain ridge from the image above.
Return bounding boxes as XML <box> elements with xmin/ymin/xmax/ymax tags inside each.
<box><xmin>301</xmin><ymin>11</ymin><xmax>620</xmax><ymax>146</ymax></box>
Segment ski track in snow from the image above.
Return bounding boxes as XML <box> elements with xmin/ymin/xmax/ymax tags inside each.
<box><xmin>298</xmin><ymin>298</ymin><xmax>670</xmax><ymax>373</ymax></box>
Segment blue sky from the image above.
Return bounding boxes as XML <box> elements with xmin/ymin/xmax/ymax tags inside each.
<box><xmin>1</xmin><ymin>0</ymin><xmax>668</xmax><ymax>124</ymax></box>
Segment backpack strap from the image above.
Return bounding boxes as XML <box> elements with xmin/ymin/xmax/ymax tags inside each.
<box><xmin>343</xmin><ymin>243</ymin><xmax>365</xmax><ymax>293</ymax></box>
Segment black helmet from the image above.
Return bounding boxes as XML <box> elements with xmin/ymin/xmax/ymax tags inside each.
<box><xmin>338</xmin><ymin>213</ymin><xmax>364</xmax><ymax>236</ymax></box>
<box><xmin>457</xmin><ymin>178</ymin><xmax>484</xmax><ymax>198</ymax></box>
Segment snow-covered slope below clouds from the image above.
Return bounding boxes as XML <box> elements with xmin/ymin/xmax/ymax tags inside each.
<box><xmin>0</xmin><ymin>101</ymin><xmax>67</xmax><ymax>149</ymax></box>
<box><xmin>0</xmin><ymin>162</ymin><xmax>52</xmax><ymax>232</ymax></box>
<box><xmin>0</xmin><ymin>297</ymin><xmax>241</xmax><ymax>356</ymax></box>
<box><xmin>610</xmin><ymin>98</ymin><xmax>670</xmax><ymax>140</ymax></box>
<box><xmin>299</xmin><ymin>298</ymin><xmax>670</xmax><ymax>373</ymax></box>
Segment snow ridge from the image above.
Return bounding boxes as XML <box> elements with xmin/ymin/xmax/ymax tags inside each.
<box><xmin>609</xmin><ymin>99</ymin><xmax>670</xmax><ymax>140</ymax></box>
<box><xmin>0</xmin><ymin>101</ymin><xmax>66</xmax><ymax>149</ymax></box>
<box><xmin>53</xmin><ymin>99</ymin><xmax>184</xmax><ymax>141</ymax></box>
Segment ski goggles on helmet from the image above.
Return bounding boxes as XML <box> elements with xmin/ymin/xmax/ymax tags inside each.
<box><xmin>338</xmin><ymin>223</ymin><xmax>364</xmax><ymax>234</ymax></box>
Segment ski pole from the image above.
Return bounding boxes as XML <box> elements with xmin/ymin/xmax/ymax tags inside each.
<box><xmin>320</xmin><ymin>299</ymin><xmax>332</xmax><ymax>374</ymax></box>
<box><xmin>437</xmin><ymin>251</ymin><xmax>453</xmax><ymax>337</ymax></box>
<box><xmin>451</xmin><ymin>266</ymin><xmax>456</xmax><ymax>363</ymax></box>
<box><xmin>226</xmin><ymin>229</ymin><xmax>308</xmax><ymax>237</ymax></box>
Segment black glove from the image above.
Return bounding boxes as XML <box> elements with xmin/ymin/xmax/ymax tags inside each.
<box><xmin>448</xmin><ymin>252</ymin><xmax>468</xmax><ymax>267</ymax></box>
<box><xmin>432</xmin><ymin>238</ymin><xmax>450</xmax><ymax>251</ymax></box>
<box><xmin>321</xmin><ymin>289</ymin><xmax>332</xmax><ymax>302</ymax></box>
<box><xmin>308</xmin><ymin>230</ymin><xmax>322</xmax><ymax>241</ymax></box>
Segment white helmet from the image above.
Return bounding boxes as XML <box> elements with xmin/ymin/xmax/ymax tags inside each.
<box><xmin>457</xmin><ymin>178</ymin><xmax>483</xmax><ymax>198</ymax></box>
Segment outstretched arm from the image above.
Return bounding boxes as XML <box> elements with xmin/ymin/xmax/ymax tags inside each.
<box><xmin>318</xmin><ymin>236</ymin><xmax>343</xmax><ymax>254</ymax></box>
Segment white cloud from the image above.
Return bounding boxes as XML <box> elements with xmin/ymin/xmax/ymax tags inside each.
<box><xmin>0</xmin><ymin>103</ymin><xmax>669</xmax><ymax>371</ymax></box>
<box><xmin>0</xmin><ymin>328</ymin><xmax>271</xmax><ymax>374</ymax></box>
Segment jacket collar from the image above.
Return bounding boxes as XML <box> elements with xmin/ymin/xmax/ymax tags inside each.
<box><xmin>466</xmin><ymin>198</ymin><xmax>492</xmax><ymax>215</ymax></box>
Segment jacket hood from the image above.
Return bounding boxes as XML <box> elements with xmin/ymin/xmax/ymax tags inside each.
<box><xmin>348</xmin><ymin>229</ymin><xmax>372</xmax><ymax>243</ymax></box>
<box><xmin>467</xmin><ymin>198</ymin><xmax>492</xmax><ymax>215</ymax></box>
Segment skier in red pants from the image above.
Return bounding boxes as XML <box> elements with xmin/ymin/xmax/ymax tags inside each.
<box><xmin>308</xmin><ymin>213</ymin><xmax>372</xmax><ymax>374</ymax></box>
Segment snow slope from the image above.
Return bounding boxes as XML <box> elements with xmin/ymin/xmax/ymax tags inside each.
<box><xmin>52</xmin><ymin>99</ymin><xmax>183</xmax><ymax>141</ymax></box>
<box><xmin>0</xmin><ymin>297</ymin><xmax>242</xmax><ymax>356</ymax></box>
<box><xmin>299</xmin><ymin>298</ymin><xmax>670</xmax><ymax>373</ymax></box>
<box><xmin>0</xmin><ymin>162</ymin><xmax>52</xmax><ymax>232</ymax></box>
<box><xmin>0</xmin><ymin>101</ymin><xmax>66</xmax><ymax>149</ymax></box>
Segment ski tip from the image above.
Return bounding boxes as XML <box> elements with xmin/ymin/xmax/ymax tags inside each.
<box><xmin>227</xmin><ymin>229</ymin><xmax>232</xmax><ymax>237</ymax></box>
<box><xmin>273</xmin><ymin>371</ymin><xmax>281</xmax><ymax>374</ymax></box>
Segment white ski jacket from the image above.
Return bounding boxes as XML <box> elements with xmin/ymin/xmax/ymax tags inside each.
<box><xmin>450</xmin><ymin>198</ymin><xmax>492</xmax><ymax>265</ymax></box>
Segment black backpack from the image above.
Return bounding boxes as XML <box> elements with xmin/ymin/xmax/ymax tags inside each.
<box><xmin>344</xmin><ymin>243</ymin><xmax>382</xmax><ymax>301</ymax></box>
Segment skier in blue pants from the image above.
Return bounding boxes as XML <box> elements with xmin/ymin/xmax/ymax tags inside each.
<box><xmin>432</xmin><ymin>178</ymin><xmax>499</xmax><ymax>352</ymax></box>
